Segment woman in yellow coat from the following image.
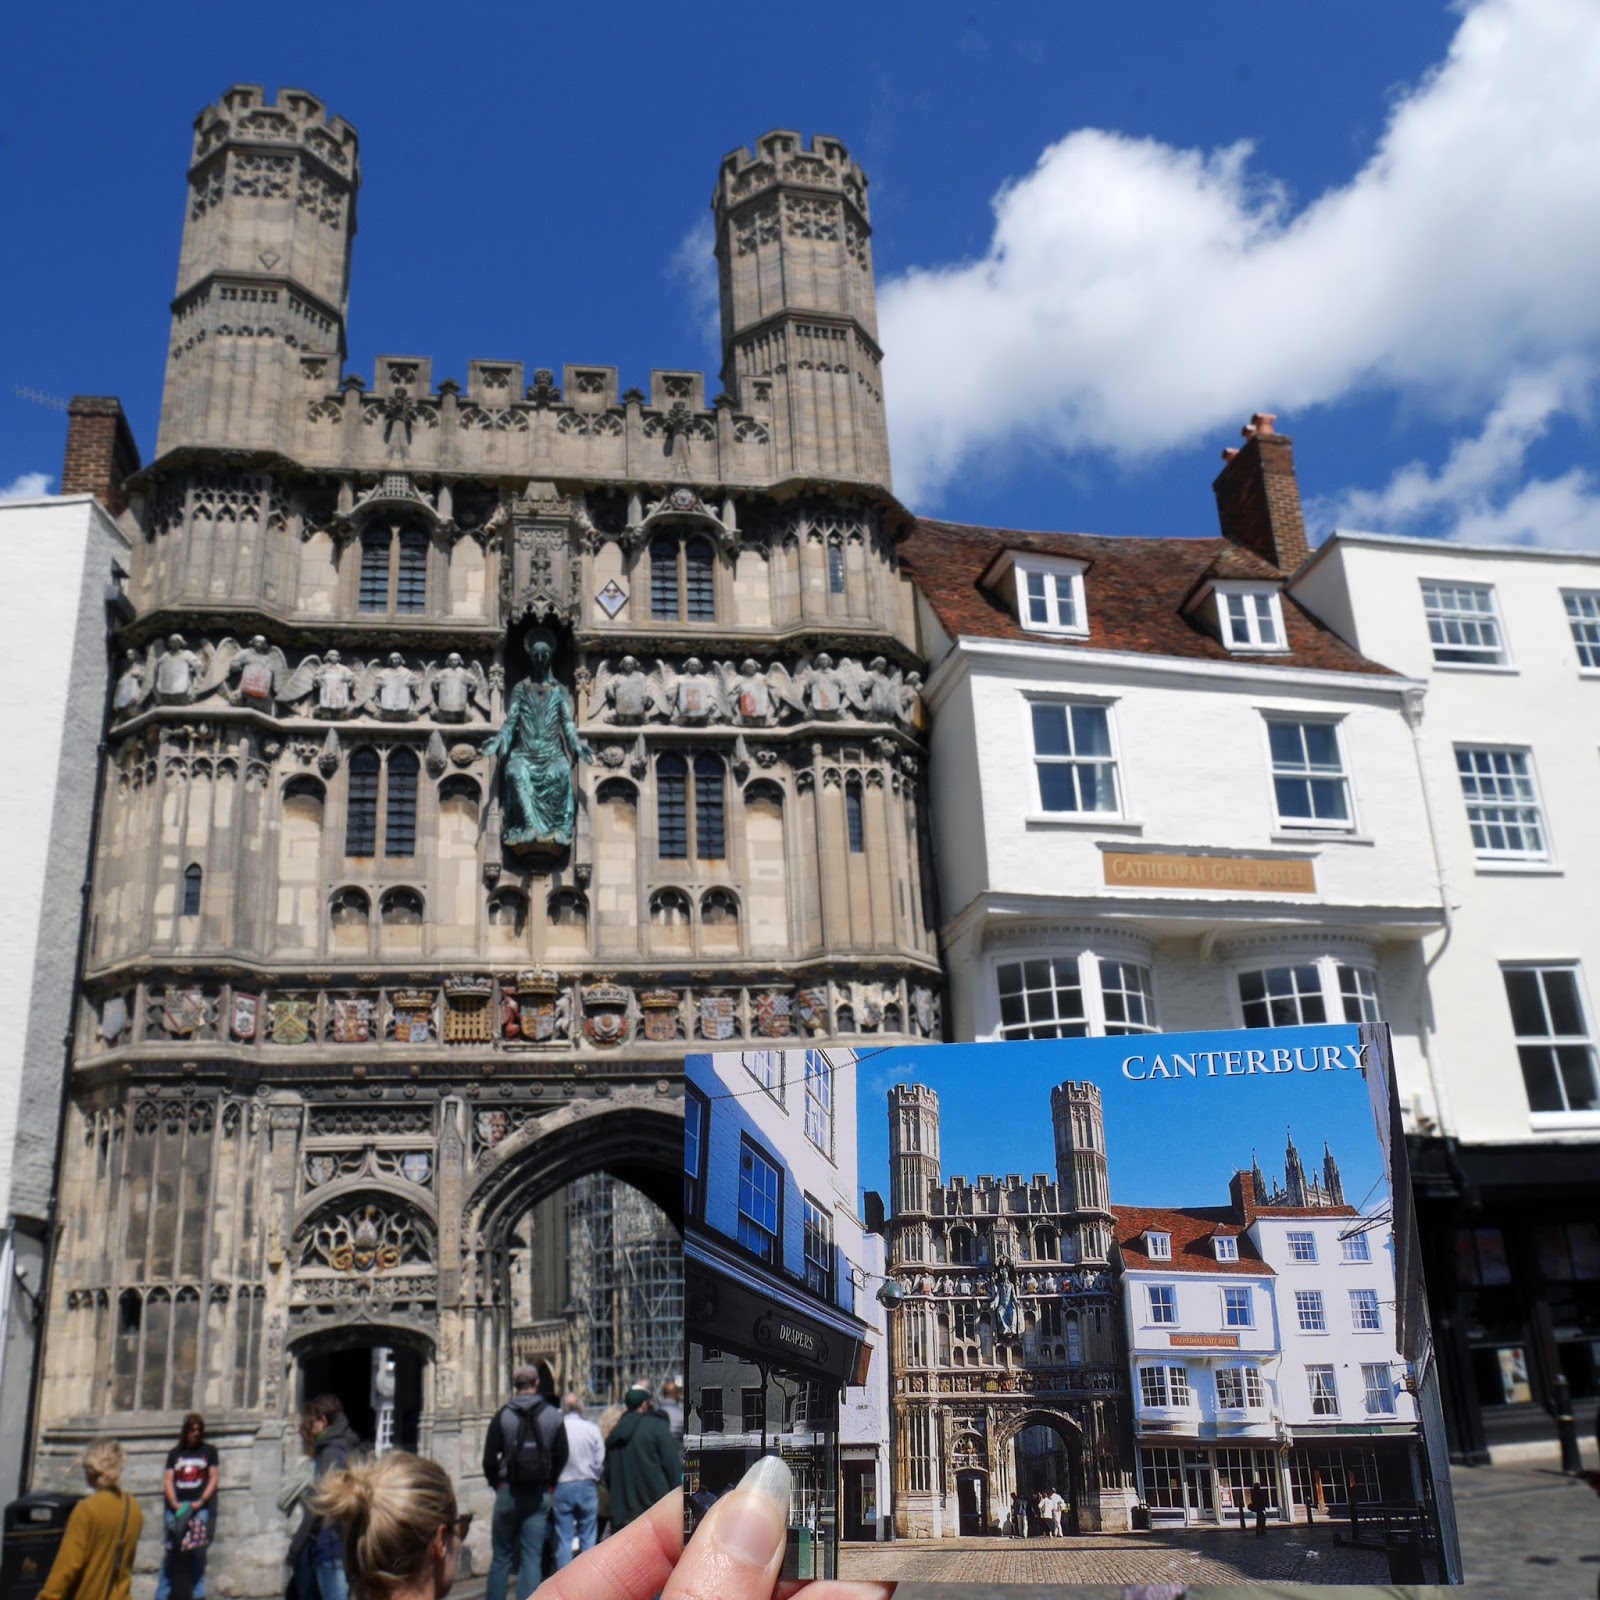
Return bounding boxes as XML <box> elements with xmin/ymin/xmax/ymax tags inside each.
<box><xmin>40</xmin><ymin>1439</ymin><xmax>144</xmax><ymax>1600</ymax></box>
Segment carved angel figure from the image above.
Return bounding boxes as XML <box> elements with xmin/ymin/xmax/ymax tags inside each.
<box><xmin>671</xmin><ymin>657</ymin><xmax>728</xmax><ymax>723</ymax></box>
<box><xmin>371</xmin><ymin>653</ymin><xmax>421</xmax><ymax>718</ymax></box>
<box><xmin>223</xmin><ymin>634</ymin><xmax>289</xmax><ymax>705</ymax></box>
<box><xmin>281</xmin><ymin>650</ymin><xmax>361</xmax><ymax>715</ymax></box>
<box><xmin>899</xmin><ymin>670</ymin><xmax>925</xmax><ymax>726</ymax></box>
<box><xmin>591</xmin><ymin>655</ymin><xmax>653</xmax><ymax>723</ymax></box>
<box><xmin>154</xmin><ymin>635</ymin><xmax>204</xmax><ymax>701</ymax></box>
<box><xmin>730</xmin><ymin>658</ymin><xmax>774</xmax><ymax>725</ymax></box>
<box><xmin>426</xmin><ymin>652</ymin><xmax>490</xmax><ymax>721</ymax></box>
<box><xmin>864</xmin><ymin>655</ymin><xmax>903</xmax><ymax>720</ymax></box>
<box><xmin>113</xmin><ymin>648</ymin><xmax>148</xmax><ymax>715</ymax></box>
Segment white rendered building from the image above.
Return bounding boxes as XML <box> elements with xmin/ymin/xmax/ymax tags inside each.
<box><xmin>1115</xmin><ymin>1144</ymin><xmax>1418</xmax><ymax>1526</ymax></box>
<box><xmin>1292</xmin><ymin>531</ymin><xmax>1600</xmax><ymax>1461</ymax></box>
<box><xmin>684</xmin><ymin>1047</ymin><xmax>873</xmax><ymax>1577</ymax></box>
<box><xmin>903</xmin><ymin>420</ymin><xmax>1446</xmax><ymax>1133</ymax></box>
<box><xmin>0</xmin><ymin>440</ymin><xmax>134</xmax><ymax>1503</ymax></box>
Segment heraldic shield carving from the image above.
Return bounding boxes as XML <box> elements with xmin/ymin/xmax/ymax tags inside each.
<box><xmin>501</xmin><ymin>493</ymin><xmax>580</xmax><ymax>626</ymax></box>
<box><xmin>581</xmin><ymin>981</ymin><xmax>632</xmax><ymax>1047</ymax></box>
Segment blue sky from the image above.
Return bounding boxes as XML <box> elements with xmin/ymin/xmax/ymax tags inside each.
<box><xmin>4</xmin><ymin>1</ymin><xmax>1598</xmax><ymax>549</ymax></box>
<box><xmin>853</xmin><ymin>1027</ymin><xmax>1391</xmax><ymax>1217</ymax></box>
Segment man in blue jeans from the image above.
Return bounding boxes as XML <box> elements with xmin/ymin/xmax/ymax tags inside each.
<box><xmin>483</xmin><ymin>1366</ymin><xmax>568</xmax><ymax>1600</ymax></box>
<box><xmin>552</xmin><ymin>1393</ymin><xmax>605</xmax><ymax>1567</ymax></box>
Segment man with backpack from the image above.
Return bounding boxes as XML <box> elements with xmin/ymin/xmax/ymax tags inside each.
<box><xmin>482</xmin><ymin>1365</ymin><xmax>568</xmax><ymax>1600</ymax></box>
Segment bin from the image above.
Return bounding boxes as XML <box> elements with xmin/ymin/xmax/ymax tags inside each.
<box><xmin>1130</xmin><ymin>1502</ymin><xmax>1151</xmax><ymax>1531</ymax></box>
<box><xmin>1</xmin><ymin>1493</ymin><xmax>84</xmax><ymax>1600</ymax></box>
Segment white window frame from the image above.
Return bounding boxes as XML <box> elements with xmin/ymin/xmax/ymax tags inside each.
<box><xmin>1455</xmin><ymin>746</ymin><xmax>1551</xmax><ymax>866</ymax></box>
<box><xmin>1286</xmin><ymin>1231</ymin><xmax>1318</xmax><ymax>1264</ymax></box>
<box><xmin>744</xmin><ymin>1049</ymin><xmax>785</xmax><ymax>1103</ymax></box>
<box><xmin>1563</xmin><ymin>589</ymin><xmax>1600</xmax><ymax>672</ymax></box>
<box><xmin>1420</xmin><ymin>579</ymin><xmax>1510</xmax><ymax>668</ymax></box>
<box><xmin>1139</xmin><ymin>1364</ymin><xmax>1192</xmax><ymax>1409</ymax></box>
<box><xmin>1341</xmin><ymin>1231</ymin><xmax>1372</xmax><ymax>1264</ymax></box>
<box><xmin>1216</xmin><ymin>1365</ymin><xmax>1265</xmax><ymax>1411</ymax></box>
<box><xmin>1307</xmin><ymin>1364</ymin><xmax>1340</xmax><ymax>1417</ymax></box>
<box><xmin>1362</xmin><ymin>1363</ymin><xmax>1397</xmax><ymax>1416</ymax></box>
<box><xmin>1145</xmin><ymin>1232</ymin><xmax>1172</xmax><ymax>1261</ymax></box>
<box><xmin>1234</xmin><ymin>952</ymin><xmax>1382</xmax><ymax>1030</ymax></box>
<box><xmin>1503</xmin><ymin>963</ymin><xmax>1600</xmax><ymax>1121</ymax></box>
<box><xmin>1349</xmin><ymin>1288</ymin><xmax>1382</xmax><ymax>1333</ymax></box>
<box><xmin>1221</xmin><ymin>1285</ymin><xmax>1254</xmax><ymax>1328</ymax></box>
<box><xmin>1216</xmin><ymin>582</ymin><xmax>1289</xmax><ymax>653</ymax></box>
<box><xmin>1147</xmin><ymin>1284</ymin><xmax>1178</xmax><ymax>1325</ymax></box>
<box><xmin>1213</xmin><ymin>1235</ymin><xmax>1239</xmax><ymax>1262</ymax></box>
<box><xmin>1013</xmin><ymin>555</ymin><xmax>1089</xmax><ymax>637</ymax></box>
<box><xmin>1295</xmin><ymin>1288</ymin><xmax>1327</xmax><ymax>1333</ymax></box>
<box><xmin>990</xmin><ymin>945</ymin><xmax>1158</xmax><ymax>1040</ymax></box>
<box><xmin>1263</xmin><ymin>715</ymin><xmax>1354</xmax><ymax>832</ymax></box>
<box><xmin>1027</xmin><ymin>696</ymin><xmax>1122</xmax><ymax>818</ymax></box>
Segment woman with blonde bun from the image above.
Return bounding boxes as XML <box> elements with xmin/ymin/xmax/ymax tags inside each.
<box><xmin>39</xmin><ymin>1439</ymin><xmax>144</xmax><ymax>1600</ymax></box>
<box><xmin>312</xmin><ymin>1452</ymin><xmax>469</xmax><ymax>1600</ymax></box>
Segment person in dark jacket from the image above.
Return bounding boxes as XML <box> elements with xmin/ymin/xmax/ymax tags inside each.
<box><xmin>306</xmin><ymin>1395</ymin><xmax>362</xmax><ymax>1600</ymax></box>
<box><xmin>604</xmin><ymin>1383</ymin><xmax>682</xmax><ymax>1531</ymax></box>
<box><xmin>482</xmin><ymin>1364</ymin><xmax>568</xmax><ymax>1600</ymax></box>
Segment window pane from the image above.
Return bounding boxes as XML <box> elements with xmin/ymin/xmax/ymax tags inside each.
<box><xmin>1301</xmin><ymin>723</ymin><xmax>1339</xmax><ymax>767</ymax></box>
<box><xmin>996</xmin><ymin>957</ymin><xmax>1086</xmax><ymax>1040</ymax></box>
<box><xmin>395</xmin><ymin>531</ymin><xmax>428</xmax><ymax>613</ymax></box>
<box><xmin>1037</xmin><ymin>764</ymin><xmax>1078</xmax><ymax>812</ymax></box>
<box><xmin>1268</xmin><ymin>722</ymin><xmax>1303</xmax><ymax>765</ymax></box>
<box><xmin>347</xmin><ymin>750</ymin><xmax>379</xmax><ymax>855</ymax></box>
<box><xmin>685</xmin><ymin>539</ymin><xmax>715</xmax><ymax>620</ymax></box>
<box><xmin>358</xmin><ymin>533</ymin><xmax>389</xmax><ymax>611</ymax></box>
<box><xmin>385</xmin><ymin>749</ymin><xmax>418</xmax><ymax>858</ymax></box>
<box><xmin>828</xmin><ymin>543</ymin><xmax>847</xmax><ymax>596</ymax></box>
<box><xmin>1071</xmin><ymin>705</ymin><xmax>1111</xmax><ymax>756</ymax></box>
<box><xmin>1519</xmin><ymin>1046</ymin><xmax>1566</xmax><ymax>1112</ymax></box>
<box><xmin>1543</xmin><ymin>968</ymin><xmax>1585</xmax><ymax>1036</ymax></box>
<box><xmin>1566</xmin><ymin>590</ymin><xmax>1600</xmax><ymax>668</ymax></box>
<box><xmin>650</xmin><ymin>535</ymin><xmax>679</xmax><ymax>620</ymax></box>
<box><xmin>694</xmin><ymin>753</ymin><xmax>725</xmax><ymax>858</ymax></box>
<box><xmin>1031</xmin><ymin>704</ymin><xmax>1070</xmax><ymax>756</ymax></box>
<box><xmin>1557</xmin><ymin>1046</ymin><xmax>1600</xmax><ymax>1111</ymax></box>
<box><xmin>1053</xmin><ymin>574</ymin><xmax>1078</xmax><ymax>628</ymax></box>
<box><xmin>657</xmin><ymin>754</ymin><xmax>688</xmax><ymax>858</ymax></box>
<box><xmin>845</xmin><ymin>783</ymin><xmax>865</xmax><ymax>853</ymax></box>
<box><xmin>1504</xmin><ymin>968</ymin><xmax>1548</xmax><ymax>1036</ymax></box>
<box><xmin>1025</xmin><ymin>570</ymin><xmax>1048</xmax><ymax>623</ymax></box>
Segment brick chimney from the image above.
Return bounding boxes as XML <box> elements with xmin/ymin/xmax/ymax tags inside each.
<box><xmin>61</xmin><ymin>396</ymin><xmax>141</xmax><ymax>517</ymax></box>
<box><xmin>1228</xmin><ymin>1169</ymin><xmax>1259</xmax><ymax>1221</ymax></box>
<box><xmin>1212</xmin><ymin>412</ymin><xmax>1308</xmax><ymax>573</ymax></box>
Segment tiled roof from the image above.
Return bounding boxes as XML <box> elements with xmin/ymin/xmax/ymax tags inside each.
<box><xmin>1111</xmin><ymin>1203</ymin><xmax>1274</xmax><ymax>1277</ymax></box>
<box><xmin>903</xmin><ymin>518</ymin><xmax>1394</xmax><ymax>675</ymax></box>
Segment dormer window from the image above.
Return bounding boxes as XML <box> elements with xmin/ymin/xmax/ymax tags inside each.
<box><xmin>1213</xmin><ymin>1235</ymin><xmax>1239</xmax><ymax>1262</ymax></box>
<box><xmin>1216</xmin><ymin>583</ymin><xmax>1287</xmax><ymax>652</ymax></box>
<box><xmin>1014</xmin><ymin>556</ymin><xmax>1089</xmax><ymax>637</ymax></box>
<box><xmin>1145</xmin><ymin>1231</ymin><xmax>1172</xmax><ymax>1260</ymax></box>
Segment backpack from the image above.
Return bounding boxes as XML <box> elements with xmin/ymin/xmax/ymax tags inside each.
<box><xmin>502</xmin><ymin>1400</ymin><xmax>554</xmax><ymax>1488</ymax></box>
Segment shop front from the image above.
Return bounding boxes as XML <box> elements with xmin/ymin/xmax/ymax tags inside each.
<box><xmin>685</xmin><ymin>1243</ymin><xmax>870</xmax><ymax>1581</ymax></box>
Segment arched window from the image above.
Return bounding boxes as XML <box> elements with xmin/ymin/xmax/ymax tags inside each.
<box><xmin>380</xmin><ymin>888</ymin><xmax>424</xmax><ymax>925</ymax></box>
<box><xmin>649</xmin><ymin>888</ymin><xmax>691</xmax><ymax>926</ymax></box>
<box><xmin>650</xmin><ymin>532</ymin><xmax>716</xmax><ymax>622</ymax></box>
<box><xmin>385</xmin><ymin>749</ymin><xmax>419</xmax><ymax>858</ymax></box>
<box><xmin>845</xmin><ymin>780</ymin><xmax>865</xmax><ymax>853</ymax></box>
<box><xmin>487</xmin><ymin>890</ymin><xmax>527</xmax><ymax>931</ymax></box>
<box><xmin>694</xmin><ymin>754</ymin><xmax>725</xmax><ymax>858</ymax></box>
<box><xmin>359</xmin><ymin>522</ymin><xmax>430</xmax><ymax>613</ymax></box>
<box><xmin>330</xmin><ymin>888</ymin><xmax>370</xmax><ymax>926</ymax></box>
<box><xmin>950</xmin><ymin>1228</ymin><xmax>973</xmax><ymax>1264</ymax></box>
<box><xmin>548</xmin><ymin>889</ymin><xmax>588</xmax><ymax>926</ymax></box>
<box><xmin>1035</xmin><ymin>1227</ymin><xmax>1059</xmax><ymax>1260</ymax></box>
<box><xmin>439</xmin><ymin>774</ymin><xmax>481</xmax><ymax>812</ymax></box>
<box><xmin>181</xmin><ymin>863</ymin><xmax>202</xmax><ymax>917</ymax></box>
<box><xmin>657</xmin><ymin>754</ymin><xmax>688</xmax><ymax>858</ymax></box>
<box><xmin>283</xmin><ymin>775</ymin><xmax>326</xmax><ymax>808</ymax></box>
<box><xmin>347</xmin><ymin>749</ymin><xmax>380</xmax><ymax>856</ymax></box>
<box><xmin>827</xmin><ymin>541</ymin><xmax>846</xmax><ymax>595</ymax></box>
<box><xmin>701</xmin><ymin>889</ymin><xmax>739</xmax><ymax>926</ymax></box>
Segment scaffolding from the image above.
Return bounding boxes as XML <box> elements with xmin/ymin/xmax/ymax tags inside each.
<box><xmin>511</xmin><ymin>1174</ymin><xmax>682</xmax><ymax>1405</ymax></box>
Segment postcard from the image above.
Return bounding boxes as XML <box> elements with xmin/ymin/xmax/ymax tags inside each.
<box><xmin>682</xmin><ymin>1025</ymin><xmax>1460</xmax><ymax>1588</ymax></box>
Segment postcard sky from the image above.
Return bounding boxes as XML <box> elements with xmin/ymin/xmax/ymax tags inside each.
<box><xmin>853</xmin><ymin>1026</ymin><xmax>1391</xmax><ymax>1220</ymax></box>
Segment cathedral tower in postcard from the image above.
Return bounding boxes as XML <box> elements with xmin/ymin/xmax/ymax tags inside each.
<box><xmin>37</xmin><ymin>88</ymin><xmax>939</xmax><ymax>1593</ymax></box>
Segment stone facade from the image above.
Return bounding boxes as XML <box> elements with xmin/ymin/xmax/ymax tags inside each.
<box><xmin>34</xmin><ymin>86</ymin><xmax>939</xmax><ymax>1597</ymax></box>
<box><xmin>882</xmin><ymin>1081</ymin><xmax>1135</xmax><ymax>1539</ymax></box>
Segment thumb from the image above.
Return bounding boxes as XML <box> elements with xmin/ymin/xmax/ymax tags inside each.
<box><xmin>665</xmin><ymin>1456</ymin><xmax>791</xmax><ymax>1600</ymax></box>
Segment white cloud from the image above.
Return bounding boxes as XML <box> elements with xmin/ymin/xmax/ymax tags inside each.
<box><xmin>666</xmin><ymin>217</ymin><xmax>721</xmax><ymax>364</ymax></box>
<box><xmin>0</xmin><ymin>472</ymin><xmax>53</xmax><ymax>501</ymax></box>
<box><xmin>878</xmin><ymin>0</ymin><xmax>1600</xmax><ymax>506</ymax></box>
<box><xmin>1323</xmin><ymin>360</ymin><xmax>1600</xmax><ymax>548</ymax></box>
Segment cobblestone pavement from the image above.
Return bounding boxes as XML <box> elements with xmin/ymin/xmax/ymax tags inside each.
<box><xmin>850</xmin><ymin>1449</ymin><xmax>1600</xmax><ymax>1597</ymax></box>
<box><xmin>839</xmin><ymin>1524</ymin><xmax>1418</xmax><ymax>1586</ymax></box>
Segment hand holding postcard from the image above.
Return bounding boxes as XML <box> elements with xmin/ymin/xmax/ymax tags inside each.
<box><xmin>684</xmin><ymin>1024</ymin><xmax>1460</xmax><ymax>1589</ymax></box>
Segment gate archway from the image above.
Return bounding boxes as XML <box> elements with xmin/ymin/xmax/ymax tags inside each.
<box><xmin>994</xmin><ymin>1408</ymin><xmax>1084</xmax><ymax>1536</ymax></box>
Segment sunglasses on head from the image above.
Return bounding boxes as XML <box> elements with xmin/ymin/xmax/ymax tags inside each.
<box><xmin>447</xmin><ymin>1513</ymin><xmax>473</xmax><ymax>1541</ymax></box>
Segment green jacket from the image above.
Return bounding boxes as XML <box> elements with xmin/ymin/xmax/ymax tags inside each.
<box><xmin>604</xmin><ymin>1409</ymin><xmax>681</xmax><ymax>1529</ymax></box>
